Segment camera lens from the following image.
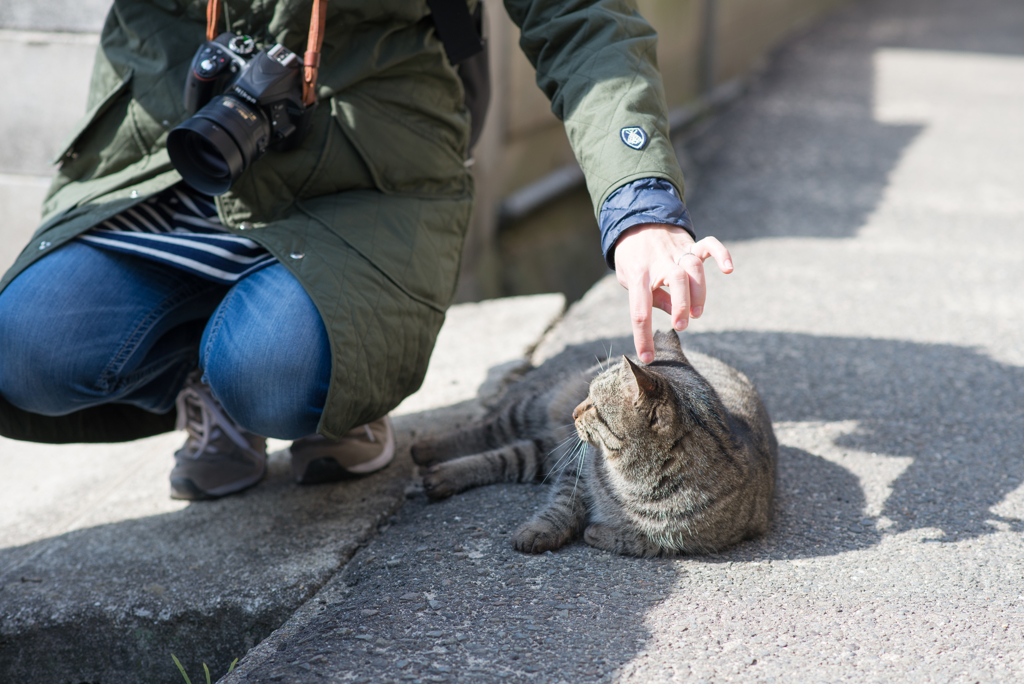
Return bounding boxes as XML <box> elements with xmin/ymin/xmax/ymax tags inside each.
<box><xmin>167</xmin><ymin>95</ymin><xmax>270</xmax><ymax>195</ymax></box>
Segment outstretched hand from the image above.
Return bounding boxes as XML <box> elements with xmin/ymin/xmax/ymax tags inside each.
<box><xmin>613</xmin><ymin>224</ymin><xmax>734</xmax><ymax>364</ymax></box>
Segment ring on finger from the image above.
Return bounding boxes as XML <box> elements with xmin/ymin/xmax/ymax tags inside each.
<box><xmin>675</xmin><ymin>251</ymin><xmax>702</xmax><ymax>267</ymax></box>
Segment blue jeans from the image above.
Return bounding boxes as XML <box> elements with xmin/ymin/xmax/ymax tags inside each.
<box><xmin>0</xmin><ymin>241</ymin><xmax>331</xmax><ymax>439</ymax></box>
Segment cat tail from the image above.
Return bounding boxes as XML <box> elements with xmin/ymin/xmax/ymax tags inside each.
<box><xmin>411</xmin><ymin>396</ymin><xmax>541</xmax><ymax>465</ymax></box>
<box><xmin>421</xmin><ymin>438</ymin><xmax>547</xmax><ymax>500</ymax></box>
<box><xmin>511</xmin><ymin>465</ymin><xmax>589</xmax><ymax>554</ymax></box>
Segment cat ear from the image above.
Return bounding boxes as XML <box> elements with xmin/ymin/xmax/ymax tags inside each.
<box><xmin>653</xmin><ymin>330</ymin><xmax>688</xmax><ymax>361</ymax></box>
<box><xmin>622</xmin><ymin>355</ymin><xmax>657</xmax><ymax>398</ymax></box>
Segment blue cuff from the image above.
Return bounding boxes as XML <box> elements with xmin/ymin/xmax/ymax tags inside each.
<box><xmin>599</xmin><ymin>178</ymin><xmax>695</xmax><ymax>270</ymax></box>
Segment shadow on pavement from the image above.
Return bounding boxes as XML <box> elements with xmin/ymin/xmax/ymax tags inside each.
<box><xmin>683</xmin><ymin>331</ymin><xmax>1024</xmax><ymax>549</ymax></box>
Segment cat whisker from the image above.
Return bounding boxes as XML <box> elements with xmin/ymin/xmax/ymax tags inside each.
<box><xmin>547</xmin><ymin>439</ymin><xmax>585</xmax><ymax>477</ymax></box>
<box><xmin>542</xmin><ymin>443</ymin><xmax>574</xmax><ymax>476</ymax></box>
<box><xmin>548</xmin><ymin>427</ymin><xmax>582</xmax><ymax>451</ymax></box>
<box><xmin>543</xmin><ymin>450</ymin><xmax>575</xmax><ymax>478</ymax></box>
<box><xmin>565</xmin><ymin>440</ymin><xmax>587</xmax><ymax>472</ymax></box>
<box><xmin>551</xmin><ymin>431</ymin><xmax>578</xmax><ymax>447</ymax></box>
<box><xmin>595</xmin><ymin>342</ymin><xmax>614</xmax><ymax>373</ymax></box>
<box><xmin>542</xmin><ymin>437</ymin><xmax>585</xmax><ymax>483</ymax></box>
<box><xmin>543</xmin><ymin>433</ymin><xmax>580</xmax><ymax>461</ymax></box>
<box><xmin>570</xmin><ymin>443</ymin><xmax>588</xmax><ymax>504</ymax></box>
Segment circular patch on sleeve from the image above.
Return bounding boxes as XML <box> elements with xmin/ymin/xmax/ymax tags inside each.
<box><xmin>620</xmin><ymin>126</ymin><xmax>648</xmax><ymax>150</ymax></box>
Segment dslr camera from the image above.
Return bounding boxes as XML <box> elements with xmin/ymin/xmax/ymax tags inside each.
<box><xmin>167</xmin><ymin>33</ymin><xmax>315</xmax><ymax>195</ymax></box>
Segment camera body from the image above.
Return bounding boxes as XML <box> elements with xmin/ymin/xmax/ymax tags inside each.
<box><xmin>182</xmin><ymin>33</ymin><xmax>253</xmax><ymax>116</ymax></box>
<box><xmin>168</xmin><ymin>33</ymin><xmax>315</xmax><ymax>195</ymax></box>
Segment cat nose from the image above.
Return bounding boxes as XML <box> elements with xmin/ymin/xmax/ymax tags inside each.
<box><xmin>573</xmin><ymin>398</ymin><xmax>594</xmax><ymax>420</ymax></box>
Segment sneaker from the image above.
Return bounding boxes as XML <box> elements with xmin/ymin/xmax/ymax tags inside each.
<box><xmin>169</xmin><ymin>370</ymin><xmax>267</xmax><ymax>500</ymax></box>
<box><xmin>290</xmin><ymin>415</ymin><xmax>395</xmax><ymax>484</ymax></box>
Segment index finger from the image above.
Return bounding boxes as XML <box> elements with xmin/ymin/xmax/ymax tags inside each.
<box><xmin>627</xmin><ymin>280</ymin><xmax>655</xmax><ymax>364</ymax></box>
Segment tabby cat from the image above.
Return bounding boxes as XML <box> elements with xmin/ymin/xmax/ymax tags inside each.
<box><xmin>411</xmin><ymin>330</ymin><xmax>777</xmax><ymax>557</ymax></box>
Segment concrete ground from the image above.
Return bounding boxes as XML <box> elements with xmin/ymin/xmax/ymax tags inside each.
<box><xmin>3</xmin><ymin>0</ymin><xmax>1024</xmax><ymax>682</ymax></box>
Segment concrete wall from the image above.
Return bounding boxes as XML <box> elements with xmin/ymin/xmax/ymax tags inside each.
<box><xmin>458</xmin><ymin>0</ymin><xmax>847</xmax><ymax>303</ymax></box>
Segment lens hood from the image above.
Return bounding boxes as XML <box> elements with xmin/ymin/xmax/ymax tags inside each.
<box><xmin>167</xmin><ymin>95</ymin><xmax>270</xmax><ymax>195</ymax></box>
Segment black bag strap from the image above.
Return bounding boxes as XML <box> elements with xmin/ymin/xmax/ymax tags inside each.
<box><xmin>459</xmin><ymin>3</ymin><xmax>490</xmax><ymax>151</ymax></box>
<box><xmin>427</xmin><ymin>0</ymin><xmax>485</xmax><ymax>64</ymax></box>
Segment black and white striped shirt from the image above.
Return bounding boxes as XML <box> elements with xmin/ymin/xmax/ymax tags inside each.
<box><xmin>78</xmin><ymin>184</ymin><xmax>277</xmax><ymax>284</ymax></box>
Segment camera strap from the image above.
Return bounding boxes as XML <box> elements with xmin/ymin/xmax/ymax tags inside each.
<box><xmin>205</xmin><ymin>0</ymin><xmax>221</xmax><ymax>41</ymax></box>
<box><xmin>203</xmin><ymin>0</ymin><xmax>327</xmax><ymax>106</ymax></box>
<box><xmin>302</xmin><ymin>0</ymin><xmax>327</xmax><ymax>106</ymax></box>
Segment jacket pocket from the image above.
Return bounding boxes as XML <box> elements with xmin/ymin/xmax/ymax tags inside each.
<box><xmin>50</xmin><ymin>69</ymin><xmax>134</xmax><ymax>166</ymax></box>
<box><xmin>330</xmin><ymin>88</ymin><xmax>470</xmax><ymax>198</ymax></box>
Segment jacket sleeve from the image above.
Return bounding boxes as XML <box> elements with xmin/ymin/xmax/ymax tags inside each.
<box><xmin>502</xmin><ymin>0</ymin><xmax>686</xmax><ymax>215</ymax></box>
<box><xmin>599</xmin><ymin>178</ymin><xmax>694</xmax><ymax>269</ymax></box>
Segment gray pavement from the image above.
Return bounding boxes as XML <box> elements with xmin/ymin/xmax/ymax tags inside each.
<box><xmin>2</xmin><ymin>0</ymin><xmax>1024</xmax><ymax>683</ymax></box>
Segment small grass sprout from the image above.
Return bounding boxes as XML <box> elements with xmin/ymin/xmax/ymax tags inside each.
<box><xmin>171</xmin><ymin>653</ymin><xmax>238</xmax><ymax>684</ymax></box>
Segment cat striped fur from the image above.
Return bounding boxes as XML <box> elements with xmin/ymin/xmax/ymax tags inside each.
<box><xmin>411</xmin><ymin>330</ymin><xmax>777</xmax><ymax>557</ymax></box>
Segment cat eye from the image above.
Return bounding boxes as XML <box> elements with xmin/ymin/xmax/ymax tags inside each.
<box><xmin>650</xmin><ymin>410</ymin><xmax>660</xmax><ymax>427</ymax></box>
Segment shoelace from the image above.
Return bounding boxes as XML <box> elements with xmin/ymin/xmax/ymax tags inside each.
<box><xmin>175</xmin><ymin>378</ymin><xmax>258</xmax><ymax>459</ymax></box>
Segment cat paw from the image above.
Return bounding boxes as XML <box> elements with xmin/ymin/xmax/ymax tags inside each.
<box><xmin>583</xmin><ymin>523</ymin><xmax>615</xmax><ymax>551</ymax></box>
<box><xmin>410</xmin><ymin>442</ymin><xmax>437</xmax><ymax>466</ymax></box>
<box><xmin>511</xmin><ymin>522</ymin><xmax>567</xmax><ymax>554</ymax></box>
<box><xmin>421</xmin><ymin>465</ymin><xmax>457</xmax><ymax>500</ymax></box>
<box><xmin>584</xmin><ymin>524</ymin><xmax>660</xmax><ymax>557</ymax></box>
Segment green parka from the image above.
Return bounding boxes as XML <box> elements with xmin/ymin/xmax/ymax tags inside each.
<box><xmin>0</xmin><ymin>0</ymin><xmax>685</xmax><ymax>444</ymax></box>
